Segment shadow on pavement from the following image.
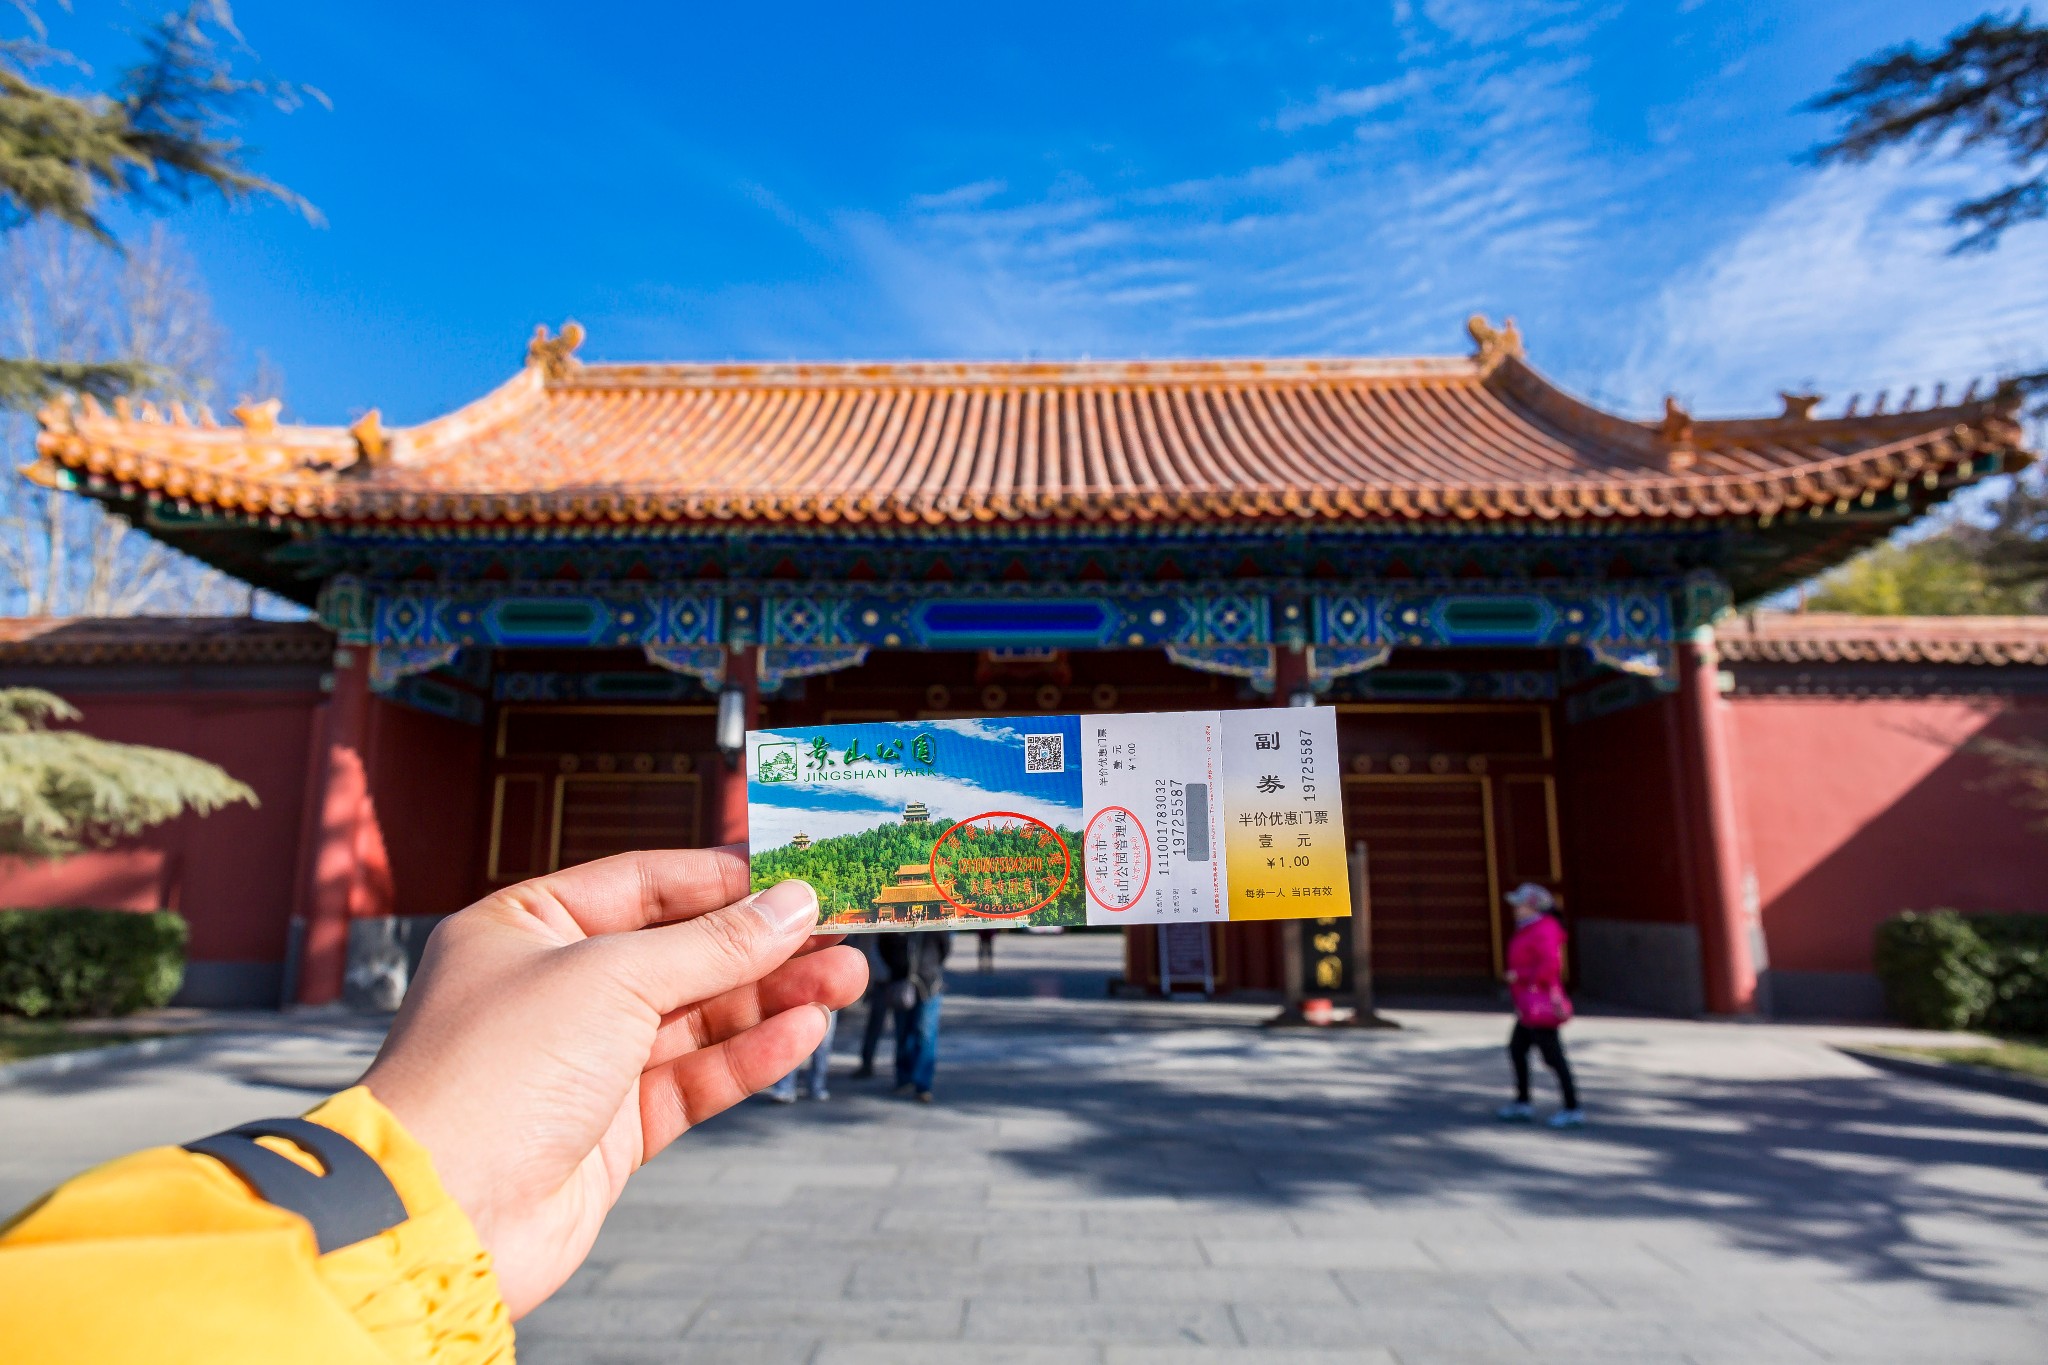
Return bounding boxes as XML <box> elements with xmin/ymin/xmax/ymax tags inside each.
<box><xmin>739</xmin><ymin>943</ymin><xmax>2048</xmax><ymax>1313</ymax></box>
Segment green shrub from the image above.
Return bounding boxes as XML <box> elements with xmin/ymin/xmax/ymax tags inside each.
<box><xmin>0</xmin><ymin>908</ymin><xmax>186</xmax><ymax>1018</ymax></box>
<box><xmin>1975</xmin><ymin>916</ymin><xmax>2048</xmax><ymax>1037</ymax></box>
<box><xmin>1875</xmin><ymin>911</ymin><xmax>2048</xmax><ymax>1033</ymax></box>
<box><xmin>1875</xmin><ymin>911</ymin><xmax>1996</xmax><ymax>1028</ymax></box>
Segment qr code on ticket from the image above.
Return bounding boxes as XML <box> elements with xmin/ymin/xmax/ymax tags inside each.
<box><xmin>1023</xmin><ymin>732</ymin><xmax>1065</xmax><ymax>774</ymax></box>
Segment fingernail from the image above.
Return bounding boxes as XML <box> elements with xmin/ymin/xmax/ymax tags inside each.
<box><xmin>748</xmin><ymin>879</ymin><xmax>818</xmax><ymax>936</ymax></box>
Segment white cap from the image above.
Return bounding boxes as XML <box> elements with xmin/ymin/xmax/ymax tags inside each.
<box><xmin>1506</xmin><ymin>882</ymin><xmax>1555</xmax><ymax>914</ymax></box>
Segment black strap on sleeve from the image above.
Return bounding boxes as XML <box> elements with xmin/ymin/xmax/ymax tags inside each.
<box><xmin>183</xmin><ymin>1117</ymin><xmax>409</xmax><ymax>1254</ymax></box>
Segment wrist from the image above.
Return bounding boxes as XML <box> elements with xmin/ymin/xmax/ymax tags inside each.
<box><xmin>301</xmin><ymin>1087</ymin><xmax>515</xmax><ymax>1357</ymax></box>
<box><xmin>358</xmin><ymin>1066</ymin><xmax>492</xmax><ymax>1251</ymax></box>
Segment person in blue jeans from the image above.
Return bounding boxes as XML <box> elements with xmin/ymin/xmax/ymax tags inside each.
<box><xmin>852</xmin><ymin>937</ymin><xmax>890</xmax><ymax>1080</ymax></box>
<box><xmin>764</xmin><ymin>1009</ymin><xmax>837</xmax><ymax>1103</ymax></box>
<box><xmin>880</xmin><ymin>931</ymin><xmax>949</xmax><ymax>1102</ymax></box>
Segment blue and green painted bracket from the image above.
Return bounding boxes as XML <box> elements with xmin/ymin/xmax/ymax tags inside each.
<box><xmin>319</xmin><ymin>571</ymin><xmax>1731</xmax><ymax>703</ymax></box>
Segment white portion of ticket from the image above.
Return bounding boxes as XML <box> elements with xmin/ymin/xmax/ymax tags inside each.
<box><xmin>1078</xmin><ymin>711</ymin><xmax>1228</xmax><ymax>924</ymax></box>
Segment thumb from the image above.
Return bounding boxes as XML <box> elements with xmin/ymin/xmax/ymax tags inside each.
<box><xmin>599</xmin><ymin>879</ymin><xmax>821</xmax><ymax>1015</ymax></box>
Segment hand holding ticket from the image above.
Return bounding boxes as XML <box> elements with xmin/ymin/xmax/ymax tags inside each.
<box><xmin>747</xmin><ymin>707</ymin><xmax>1350</xmax><ymax>931</ymax></box>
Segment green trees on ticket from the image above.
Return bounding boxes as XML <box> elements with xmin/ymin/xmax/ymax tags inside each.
<box><xmin>753</xmin><ymin>820</ymin><xmax>949</xmax><ymax>913</ymax></box>
<box><xmin>752</xmin><ymin>817</ymin><xmax>1086</xmax><ymax>926</ymax></box>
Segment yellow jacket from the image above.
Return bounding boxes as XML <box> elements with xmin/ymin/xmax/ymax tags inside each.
<box><xmin>0</xmin><ymin>1086</ymin><xmax>515</xmax><ymax>1364</ymax></box>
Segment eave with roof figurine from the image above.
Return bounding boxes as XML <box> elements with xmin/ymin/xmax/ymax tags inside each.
<box><xmin>27</xmin><ymin>315</ymin><xmax>2029</xmax><ymax>704</ymax></box>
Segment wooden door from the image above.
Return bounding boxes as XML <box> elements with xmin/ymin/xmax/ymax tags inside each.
<box><xmin>553</xmin><ymin>775</ymin><xmax>703</xmax><ymax>869</ymax></box>
<box><xmin>1346</xmin><ymin>775</ymin><xmax>1499</xmax><ymax>977</ymax></box>
<box><xmin>483</xmin><ymin>704</ymin><xmax>716</xmax><ymax>887</ymax></box>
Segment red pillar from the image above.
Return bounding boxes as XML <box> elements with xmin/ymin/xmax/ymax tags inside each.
<box><xmin>294</xmin><ymin>647</ymin><xmax>393</xmax><ymax>1006</ymax></box>
<box><xmin>1677</xmin><ymin>636</ymin><xmax>1757</xmax><ymax>1015</ymax></box>
<box><xmin>716</xmin><ymin>646</ymin><xmax>759</xmax><ymax>848</ymax></box>
<box><xmin>1272</xmin><ymin>643</ymin><xmax>1309</xmax><ymax>704</ymax></box>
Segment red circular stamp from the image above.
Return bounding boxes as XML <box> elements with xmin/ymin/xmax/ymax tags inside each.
<box><xmin>928</xmin><ymin>812</ymin><xmax>1072</xmax><ymax>920</ymax></box>
<box><xmin>1082</xmin><ymin>805</ymin><xmax>1152</xmax><ymax>912</ymax></box>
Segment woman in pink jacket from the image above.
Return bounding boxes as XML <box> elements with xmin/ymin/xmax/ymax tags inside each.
<box><xmin>1497</xmin><ymin>882</ymin><xmax>1584</xmax><ymax>1128</ymax></box>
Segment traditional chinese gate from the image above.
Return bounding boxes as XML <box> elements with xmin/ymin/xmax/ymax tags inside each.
<box><xmin>1335</xmin><ymin>701</ymin><xmax>1560</xmax><ymax>982</ymax></box>
<box><xmin>40</xmin><ymin>321</ymin><xmax>2022</xmax><ymax>1015</ymax></box>
<box><xmin>483</xmin><ymin>690</ymin><xmax>716</xmax><ymax>884</ymax></box>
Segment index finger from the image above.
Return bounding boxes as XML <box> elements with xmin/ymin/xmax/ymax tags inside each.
<box><xmin>502</xmin><ymin>844</ymin><xmax>752</xmax><ymax>939</ymax></box>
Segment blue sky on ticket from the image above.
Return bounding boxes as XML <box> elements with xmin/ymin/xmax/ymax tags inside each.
<box><xmin>62</xmin><ymin>2</ymin><xmax>2043</xmax><ymax>431</ymax></box>
<box><xmin>748</xmin><ymin>718</ymin><xmax>1083</xmax><ymax>853</ymax></box>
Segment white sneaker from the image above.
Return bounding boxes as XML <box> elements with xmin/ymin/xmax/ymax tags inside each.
<box><xmin>1495</xmin><ymin>1102</ymin><xmax>1534</xmax><ymax>1121</ymax></box>
<box><xmin>1547</xmin><ymin>1108</ymin><xmax>1586</xmax><ymax>1129</ymax></box>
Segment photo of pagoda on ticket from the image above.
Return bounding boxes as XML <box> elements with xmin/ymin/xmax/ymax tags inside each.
<box><xmin>746</xmin><ymin>707</ymin><xmax>1351</xmax><ymax>933</ymax></box>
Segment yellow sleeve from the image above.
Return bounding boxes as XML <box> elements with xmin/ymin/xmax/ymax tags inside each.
<box><xmin>0</xmin><ymin>1085</ymin><xmax>514</xmax><ymax>1365</ymax></box>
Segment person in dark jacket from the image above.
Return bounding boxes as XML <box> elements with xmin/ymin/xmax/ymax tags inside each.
<box><xmin>852</xmin><ymin>935</ymin><xmax>892</xmax><ymax>1080</ymax></box>
<box><xmin>878</xmin><ymin>930</ymin><xmax>950</xmax><ymax>1101</ymax></box>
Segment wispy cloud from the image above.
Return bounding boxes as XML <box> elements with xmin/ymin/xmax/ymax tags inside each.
<box><xmin>826</xmin><ymin>14</ymin><xmax>1632</xmax><ymax>364</ymax></box>
<box><xmin>908</xmin><ymin>180</ymin><xmax>1008</xmax><ymax>212</ymax></box>
<box><xmin>606</xmin><ymin>0</ymin><xmax>2047</xmax><ymax>441</ymax></box>
<box><xmin>1611</xmin><ymin>152</ymin><xmax>2048</xmax><ymax>416</ymax></box>
<box><xmin>1407</xmin><ymin>0</ymin><xmax>1606</xmax><ymax>49</ymax></box>
<box><xmin>1274</xmin><ymin>69</ymin><xmax>1435</xmax><ymax>132</ymax></box>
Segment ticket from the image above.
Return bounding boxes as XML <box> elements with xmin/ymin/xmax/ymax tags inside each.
<box><xmin>746</xmin><ymin>707</ymin><xmax>1350</xmax><ymax>932</ymax></box>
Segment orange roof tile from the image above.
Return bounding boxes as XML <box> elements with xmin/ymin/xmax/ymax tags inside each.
<box><xmin>0</xmin><ymin>616</ymin><xmax>333</xmax><ymax>666</ymax></box>
<box><xmin>29</xmin><ymin>319</ymin><xmax>2030</xmax><ymax>530</ymax></box>
<box><xmin>1716</xmin><ymin>612</ymin><xmax>2048</xmax><ymax>667</ymax></box>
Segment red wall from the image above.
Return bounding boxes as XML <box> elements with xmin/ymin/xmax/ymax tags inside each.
<box><xmin>1558</xmin><ymin>693</ymin><xmax>1697</xmax><ymax>926</ymax></box>
<box><xmin>12</xmin><ymin>667</ymin><xmax>2041</xmax><ymax>1006</ymax></box>
<box><xmin>0</xmin><ymin>682</ymin><xmax>491</xmax><ymax>995</ymax></box>
<box><xmin>0</xmin><ymin>690</ymin><xmax>322</xmax><ymax>964</ymax></box>
<box><xmin>1728</xmin><ymin>695</ymin><xmax>2048</xmax><ymax>973</ymax></box>
<box><xmin>364</xmin><ymin>697</ymin><xmax>486</xmax><ymax>919</ymax></box>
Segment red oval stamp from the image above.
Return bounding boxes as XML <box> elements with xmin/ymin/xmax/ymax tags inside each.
<box><xmin>1083</xmin><ymin>805</ymin><xmax>1152</xmax><ymax>912</ymax></box>
<box><xmin>928</xmin><ymin>811</ymin><xmax>1072</xmax><ymax>920</ymax></box>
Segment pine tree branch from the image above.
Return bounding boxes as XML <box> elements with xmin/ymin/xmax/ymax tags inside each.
<box><xmin>0</xmin><ymin>3</ymin><xmax>316</xmax><ymax>248</ymax></box>
<box><xmin>1808</xmin><ymin>13</ymin><xmax>2048</xmax><ymax>250</ymax></box>
<box><xmin>110</xmin><ymin>3</ymin><xmax>318</xmax><ymax>224</ymax></box>
<box><xmin>1951</xmin><ymin>175</ymin><xmax>2048</xmax><ymax>248</ymax></box>
<box><xmin>0</xmin><ymin>355</ymin><xmax>160</xmax><ymax>409</ymax></box>
<box><xmin>0</xmin><ymin>687</ymin><xmax>257</xmax><ymax>858</ymax></box>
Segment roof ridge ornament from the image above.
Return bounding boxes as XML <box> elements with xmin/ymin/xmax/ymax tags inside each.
<box><xmin>34</xmin><ymin>391</ymin><xmax>76</xmax><ymax>429</ymax></box>
<box><xmin>527</xmin><ymin>321</ymin><xmax>586</xmax><ymax>380</ymax></box>
<box><xmin>1778</xmin><ymin>391</ymin><xmax>1822</xmax><ymax>421</ymax></box>
<box><xmin>233</xmin><ymin>398</ymin><xmax>283</xmax><ymax>435</ymax></box>
<box><xmin>1660</xmin><ymin>396</ymin><xmax>1696</xmax><ymax>472</ymax></box>
<box><xmin>1465</xmin><ymin>314</ymin><xmax>1523</xmax><ymax>366</ymax></box>
<box><xmin>351</xmin><ymin>409</ymin><xmax>389</xmax><ymax>465</ymax></box>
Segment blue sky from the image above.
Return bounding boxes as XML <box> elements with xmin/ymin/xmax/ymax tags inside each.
<box><xmin>55</xmin><ymin>2</ymin><xmax>2048</xmax><ymax>427</ymax></box>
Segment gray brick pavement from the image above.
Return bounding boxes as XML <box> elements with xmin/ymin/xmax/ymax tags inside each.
<box><xmin>4</xmin><ymin>935</ymin><xmax>2047</xmax><ymax>1363</ymax></box>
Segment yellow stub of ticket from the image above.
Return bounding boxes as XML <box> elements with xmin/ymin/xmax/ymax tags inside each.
<box><xmin>747</xmin><ymin>707</ymin><xmax>1349</xmax><ymax>932</ymax></box>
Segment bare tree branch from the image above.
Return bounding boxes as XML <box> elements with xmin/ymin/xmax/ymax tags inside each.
<box><xmin>0</xmin><ymin>219</ymin><xmax>287</xmax><ymax>617</ymax></box>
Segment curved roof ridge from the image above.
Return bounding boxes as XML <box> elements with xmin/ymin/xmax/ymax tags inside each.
<box><xmin>391</xmin><ymin>363</ymin><xmax>547</xmax><ymax>461</ymax></box>
<box><xmin>29</xmin><ymin>320</ymin><xmax>2030</xmax><ymax>530</ymax></box>
<box><xmin>1719</xmin><ymin>611</ymin><xmax>2048</xmax><ymax>667</ymax></box>
<box><xmin>556</xmin><ymin>354</ymin><xmax>1486</xmax><ymax>391</ymax></box>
